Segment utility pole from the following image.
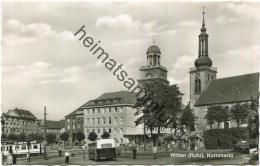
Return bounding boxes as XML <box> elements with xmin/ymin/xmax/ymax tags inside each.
<box><xmin>44</xmin><ymin>106</ymin><xmax>48</xmax><ymax>160</ymax></box>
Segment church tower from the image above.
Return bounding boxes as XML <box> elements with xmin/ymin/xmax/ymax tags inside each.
<box><xmin>190</xmin><ymin>8</ymin><xmax>217</xmax><ymax>108</ymax></box>
<box><xmin>138</xmin><ymin>44</ymin><xmax>169</xmax><ymax>86</ymax></box>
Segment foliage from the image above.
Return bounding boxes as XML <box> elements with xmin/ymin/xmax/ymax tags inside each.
<box><xmin>8</xmin><ymin>133</ymin><xmax>17</xmax><ymax>140</ymax></box>
<box><xmin>205</xmin><ymin>106</ymin><xmax>228</xmax><ymax>128</ymax></box>
<box><xmin>180</xmin><ymin>103</ymin><xmax>195</xmax><ymax>131</ymax></box>
<box><xmin>75</xmin><ymin>131</ymin><xmax>85</xmax><ymax>143</ymax></box>
<box><xmin>230</xmin><ymin>103</ymin><xmax>250</xmax><ymax>127</ymax></box>
<box><xmin>247</xmin><ymin>94</ymin><xmax>259</xmax><ymax>139</ymax></box>
<box><xmin>101</xmin><ymin>131</ymin><xmax>110</xmax><ymax>139</ymax></box>
<box><xmin>1</xmin><ymin>133</ymin><xmax>7</xmax><ymax>139</ymax></box>
<box><xmin>60</xmin><ymin>132</ymin><xmax>69</xmax><ymax>142</ymax></box>
<box><xmin>87</xmin><ymin>131</ymin><xmax>98</xmax><ymax>142</ymax></box>
<box><xmin>46</xmin><ymin>133</ymin><xmax>57</xmax><ymax>144</ymax></box>
<box><xmin>134</xmin><ymin>80</ymin><xmax>183</xmax><ymax>142</ymax></box>
<box><xmin>17</xmin><ymin>133</ymin><xmax>27</xmax><ymax>142</ymax></box>
<box><xmin>203</xmin><ymin>128</ymin><xmax>249</xmax><ymax>149</ymax></box>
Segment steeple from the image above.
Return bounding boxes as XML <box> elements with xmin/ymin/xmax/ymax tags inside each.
<box><xmin>194</xmin><ymin>6</ymin><xmax>212</xmax><ymax>68</ymax></box>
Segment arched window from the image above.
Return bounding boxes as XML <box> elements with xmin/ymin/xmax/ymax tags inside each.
<box><xmin>195</xmin><ymin>79</ymin><xmax>201</xmax><ymax>94</ymax></box>
<box><xmin>224</xmin><ymin>106</ymin><xmax>230</xmax><ymax>119</ymax></box>
<box><xmin>146</xmin><ymin>73</ymin><xmax>153</xmax><ymax>78</ymax></box>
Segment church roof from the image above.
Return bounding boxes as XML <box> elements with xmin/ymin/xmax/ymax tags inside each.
<box><xmin>195</xmin><ymin>72</ymin><xmax>259</xmax><ymax>106</ymax></box>
<box><xmin>83</xmin><ymin>91</ymin><xmax>137</xmax><ymax>108</ymax></box>
<box><xmin>147</xmin><ymin>45</ymin><xmax>161</xmax><ymax>54</ymax></box>
<box><xmin>5</xmin><ymin>108</ymin><xmax>37</xmax><ymax>120</ymax></box>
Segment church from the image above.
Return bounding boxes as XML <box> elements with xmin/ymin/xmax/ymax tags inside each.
<box><xmin>189</xmin><ymin>10</ymin><xmax>259</xmax><ymax>133</ymax></box>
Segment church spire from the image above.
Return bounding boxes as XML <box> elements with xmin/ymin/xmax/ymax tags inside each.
<box><xmin>202</xmin><ymin>5</ymin><xmax>205</xmax><ymax>27</ymax></box>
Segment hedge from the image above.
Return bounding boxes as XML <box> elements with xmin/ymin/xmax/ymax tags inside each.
<box><xmin>203</xmin><ymin>127</ymin><xmax>249</xmax><ymax>149</ymax></box>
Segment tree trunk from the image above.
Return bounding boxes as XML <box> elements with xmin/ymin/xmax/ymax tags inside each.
<box><xmin>217</xmin><ymin>122</ymin><xmax>220</xmax><ymax>129</ymax></box>
<box><xmin>157</xmin><ymin>125</ymin><xmax>161</xmax><ymax>145</ymax></box>
<box><xmin>210</xmin><ymin>123</ymin><xmax>212</xmax><ymax>130</ymax></box>
<box><xmin>237</xmin><ymin>121</ymin><xmax>240</xmax><ymax>128</ymax></box>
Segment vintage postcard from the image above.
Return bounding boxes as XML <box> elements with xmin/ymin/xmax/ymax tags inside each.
<box><xmin>1</xmin><ymin>0</ymin><xmax>259</xmax><ymax>165</ymax></box>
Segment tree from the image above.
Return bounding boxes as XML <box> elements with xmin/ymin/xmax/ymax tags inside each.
<box><xmin>247</xmin><ymin>94</ymin><xmax>259</xmax><ymax>141</ymax></box>
<box><xmin>206</xmin><ymin>106</ymin><xmax>227</xmax><ymax>128</ymax></box>
<box><xmin>1</xmin><ymin>133</ymin><xmax>7</xmax><ymax>139</ymax></box>
<box><xmin>180</xmin><ymin>103</ymin><xmax>195</xmax><ymax>131</ymax></box>
<box><xmin>46</xmin><ymin>133</ymin><xmax>57</xmax><ymax>149</ymax></box>
<box><xmin>101</xmin><ymin>131</ymin><xmax>110</xmax><ymax>139</ymax></box>
<box><xmin>17</xmin><ymin>133</ymin><xmax>27</xmax><ymax>142</ymax></box>
<box><xmin>134</xmin><ymin>80</ymin><xmax>183</xmax><ymax>144</ymax></box>
<box><xmin>8</xmin><ymin>133</ymin><xmax>18</xmax><ymax>140</ymax></box>
<box><xmin>230</xmin><ymin>103</ymin><xmax>250</xmax><ymax>127</ymax></box>
<box><xmin>87</xmin><ymin>131</ymin><xmax>98</xmax><ymax>142</ymax></box>
<box><xmin>75</xmin><ymin>131</ymin><xmax>85</xmax><ymax>147</ymax></box>
<box><xmin>60</xmin><ymin>132</ymin><xmax>69</xmax><ymax>148</ymax></box>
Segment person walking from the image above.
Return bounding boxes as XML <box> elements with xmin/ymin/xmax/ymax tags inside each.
<box><xmin>132</xmin><ymin>146</ymin><xmax>137</xmax><ymax>159</ymax></box>
<box><xmin>6</xmin><ymin>153</ymin><xmax>13</xmax><ymax>165</ymax></box>
<box><xmin>58</xmin><ymin>146</ymin><xmax>62</xmax><ymax>157</ymax></box>
<box><xmin>12</xmin><ymin>152</ymin><xmax>17</xmax><ymax>164</ymax></box>
<box><xmin>153</xmin><ymin>144</ymin><xmax>157</xmax><ymax>159</ymax></box>
<box><xmin>26</xmin><ymin>152</ymin><xmax>30</xmax><ymax>163</ymax></box>
<box><xmin>65</xmin><ymin>150</ymin><xmax>70</xmax><ymax>164</ymax></box>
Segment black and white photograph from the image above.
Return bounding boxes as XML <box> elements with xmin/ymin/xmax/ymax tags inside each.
<box><xmin>1</xmin><ymin>0</ymin><xmax>259</xmax><ymax>165</ymax></box>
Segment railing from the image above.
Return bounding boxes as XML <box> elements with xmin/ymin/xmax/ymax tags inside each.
<box><xmin>140</xmin><ymin>65</ymin><xmax>167</xmax><ymax>71</ymax></box>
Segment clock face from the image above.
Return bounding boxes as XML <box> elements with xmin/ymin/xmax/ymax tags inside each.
<box><xmin>196</xmin><ymin>73</ymin><xmax>200</xmax><ymax>78</ymax></box>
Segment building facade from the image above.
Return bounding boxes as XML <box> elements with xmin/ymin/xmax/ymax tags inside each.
<box><xmin>83</xmin><ymin>91</ymin><xmax>144</xmax><ymax>145</ymax></box>
<box><xmin>38</xmin><ymin>119</ymin><xmax>65</xmax><ymax>137</ymax></box>
<box><xmin>2</xmin><ymin>108</ymin><xmax>38</xmax><ymax>135</ymax></box>
<box><xmin>65</xmin><ymin>106</ymin><xmax>84</xmax><ymax>143</ymax></box>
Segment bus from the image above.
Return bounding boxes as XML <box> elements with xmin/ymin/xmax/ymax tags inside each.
<box><xmin>88</xmin><ymin>139</ymin><xmax>117</xmax><ymax>160</ymax></box>
<box><xmin>1</xmin><ymin>141</ymin><xmax>44</xmax><ymax>156</ymax></box>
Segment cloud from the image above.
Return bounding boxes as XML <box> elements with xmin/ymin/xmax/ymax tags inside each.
<box><xmin>3</xmin><ymin>19</ymin><xmax>75</xmax><ymax>45</ymax></box>
<box><xmin>214</xmin><ymin>16</ymin><xmax>240</xmax><ymax>24</ymax></box>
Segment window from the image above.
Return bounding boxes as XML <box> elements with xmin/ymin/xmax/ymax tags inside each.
<box><xmin>97</xmin><ymin>118</ymin><xmax>100</xmax><ymax>124</ymax></box>
<box><xmin>87</xmin><ymin>109</ymin><xmax>90</xmax><ymax>114</ymax></box>
<box><xmin>108</xmin><ymin>128</ymin><xmax>111</xmax><ymax>133</ymax></box>
<box><xmin>92</xmin><ymin>129</ymin><xmax>95</xmax><ymax>132</ymax></box>
<box><xmin>120</xmin><ymin>128</ymin><xmax>123</xmax><ymax>133</ymax></box>
<box><xmin>87</xmin><ymin>118</ymin><xmax>89</xmax><ymax>124</ymax></box>
<box><xmin>114</xmin><ymin>117</ymin><xmax>118</xmax><ymax>124</ymax></box>
<box><xmin>98</xmin><ymin>108</ymin><xmax>100</xmax><ymax>113</ymax></box>
<box><xmin>108</xmin><ymin>108</ymin><xmax>111</xmax><ymax>113</ymax></box>
<box><xmin>87</xmin><ymin>129</ymin><xmax>89</xmax><ymax>133</ymax></box>
<box><xmin>212</xmin><ymin>75</ymin><xmax>214</xmax><ymax>79</ymax></box>
<box><xmin>208</xmin><ymin>74</ymin><xmax>210</xmax><ymax>80</ymax></box>
<box><xmin>103</xmin><ymin>129</ymin><xmax>106</xmax><ymax>133</ymax></box>
<box><xmin>103</xmin><ymin>117</ymin><xmax>106</xmax><ymax>124</ymax></box>
<box><xmin>33</xmin><ymin>145</ymin><xmax>38</xmax><ymax>149</ymax></box>
<box><xmin>92</xmin><ymin>118</ymin><xmax>95</xmax><ymax>124</ymax></box>
<box><xmin>67</xmin><ymin>119</ymin><xmax>70</xmax><ymax>122</ymax></box>
<box><xmin>120</xmin><ymin>117</ymin><xmax>123</xmax><ymax>124</ymax></box>
<box><xmin>98</xmin><ymin>129</ymin><xmax>100</xmax><ymax>133</ymax></box>
<box><xmin>108</xmin><ymin>117</ymin><xmax>112</xmax><ymax>124</ymax></box>
<box><xmin>92</xmin><ymin>109</ymin><xmax>95</xmax><ymax>114</ymax></box>
<box><xmin>114</xmin><ymin>107</ymin><xmax>118</xmax><ymax>113</ymax></box>
<box><xmin>195</xmin><ymin>79</ymin><xmax>201</xmax><ymax>94</ymax></box>
<box><xmin>22</xmin><ymin>145</ymin><xmax>27</xmax><ymax>150</ymax></box>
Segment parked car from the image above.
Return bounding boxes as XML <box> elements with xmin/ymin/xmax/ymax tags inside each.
<box><xmin>234</xmin><ymin>140</ymin><xmax>250</xmax><ymax>150</ymax></box>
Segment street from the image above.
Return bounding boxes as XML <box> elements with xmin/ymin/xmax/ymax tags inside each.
<box><xmin>12</xmin><ymin>149</ymin><xmax>245</xmax><ymax>165</ymax></box>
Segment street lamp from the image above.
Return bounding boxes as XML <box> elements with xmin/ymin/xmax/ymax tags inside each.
<box><xmin>83</xmin><ymin>145</ymin><xmax>85</xmax><ymax>160</ymax></box>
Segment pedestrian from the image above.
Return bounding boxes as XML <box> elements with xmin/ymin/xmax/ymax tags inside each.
<box><xmin>12</xmin><ymin>152</ymin><xmax>17</xmax><ymax>165</ymax></box>
<box><xmin>132</xmin><ymin>146</ymin><xmax>137</xmax><ymax>159</ymax></box>
<box><xmin>58</xmin><ymin>146</ymin><xmax>62</xmax><ymax>157</ymax></box>
<box><xmin>26</xmin><ymin>152</ymin><xmax>30</xmax><ymax>163</ymax></box>
<box><xmin>65</xmin><ymin>150</ymin><xmax>70</xmax><ymax>164</ymax></box>
<box><xmin>9</xmin><ymin>147</ymin><xmax>13</xmax><ymax>155</ymax></box>
<box><xmin>153</xmin><ymin>144</ymin><xmax>157</xmax><ymax>159</ymax></box>
<box><xmin>6</xmin><ymin>153</ymin><xmax>13</xmax><ymax>165</ymax></box>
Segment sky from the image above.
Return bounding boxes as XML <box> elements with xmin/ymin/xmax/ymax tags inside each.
<box><xmin>1</xmin><ymin>1</ymin><xmax>259</xmax><ymax>120</ymax></box>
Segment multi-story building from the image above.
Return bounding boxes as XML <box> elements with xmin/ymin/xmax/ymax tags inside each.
<box><xmin>38</xmin><ymin>119</ymin><xmax>65</xmax><ymax>137</ymax></box>
<box><xmin>65</xmin><ymin>106</ymin><xmax>84</xmax><ymax>143</ymax></box>
<box><xmin>83</xmin><ymin>91</ymin><xmax>144</xmax><ymax>145</ymax></box>
<box><xmin>2</xmin><ymin>108</ymin><xmax>38</xmax><ymax>135</ymax></box>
